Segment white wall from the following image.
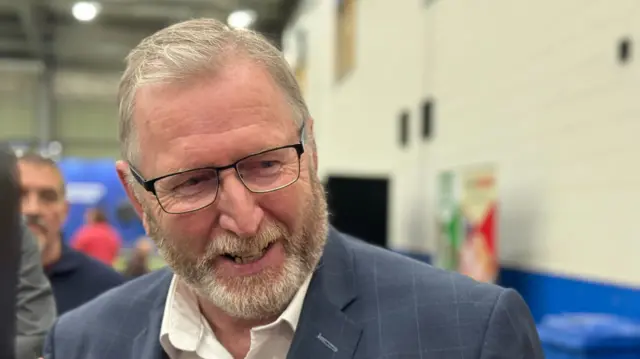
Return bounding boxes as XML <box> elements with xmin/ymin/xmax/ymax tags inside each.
<box><xmin>283</xmin><ymin>0</ymin><xmax>428</xmax><ymax>251</ymax></box>
<box><xmin>285</xmin><ymin>0</ymin><xmax>640</xmax><ymax>287</ymax></box>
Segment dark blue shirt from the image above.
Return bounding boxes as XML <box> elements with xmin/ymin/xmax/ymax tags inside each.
<box><xmin>46</xmin><ymin>244</ymin><xmax>126</xmax><ymax>316</ymax></box>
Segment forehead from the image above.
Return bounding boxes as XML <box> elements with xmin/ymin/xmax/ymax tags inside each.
<box><xmin>133</xmin><ymin>59</ymin><xmax>297</xmax><ymax>176</ymax></box>
<box><xmin>18</xmin><ymin>162</ymin><xmax>64</xmax><ymax>190</ymax></box>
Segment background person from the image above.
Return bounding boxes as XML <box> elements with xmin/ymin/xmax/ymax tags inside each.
<box><xmin>0</xmin><ymin>144</ymin><xmax>57</xmax><ymax>359</ymax></box>
<box><xmin>123</xmin><ymin>236</ymin><xmax>154</xmax><ymax>279</ymax></box>
<box><xmin>18</xmin><ymin>153</ymin><xmax>125</xmax><ymax>316</ymax></box>
<box><xmin>71</xmin><ymin>207</ymin><xmax>122</xmax><ymax>266</ymax></box>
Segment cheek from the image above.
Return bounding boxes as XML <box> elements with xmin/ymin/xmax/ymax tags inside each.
<box><xmin>51</xmin><ymin>205</ymin><xmax>67</xmax><ymax>225</ymax></box>
<box><xmin>258</xmin><ymin>182</ymin><xmax>309</xmax><ymax>231</ymax></box>
<box><xmin>158</xmin><ymin>210</ymin><xmax>214</xmax><ymax>245</ymax></box>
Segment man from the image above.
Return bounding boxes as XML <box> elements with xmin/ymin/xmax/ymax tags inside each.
<box><xmin>0</xmin><ymin>144</ymin><xmax>56</xmax><ymax>359</ymax></box>
<box><xmin>44</xmin><ymin>18</ymin><xmax>544</xmax><ymax>359</ymax></box>
<box><xmin>123</xmin><ymin>236</ymin><xmax>154</xmax><ymax>279</ymax></box>
<box><xmin>18</xmin><ymin>153</ymin><xmax>126</xmax><ymax>316</ymax></box>
<box><xmin>71</xmin><ymin>207</ymin><xmax>122</xmax><ymax>265</ymax></box>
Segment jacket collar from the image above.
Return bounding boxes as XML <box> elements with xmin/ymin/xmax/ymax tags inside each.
<box><xmin>131</xmin><ymin>226</ymin><xmax>362</xmax><ymax>359</ymax></box>
<box><xmin>286</xmin><ymin>227</ymin><xmax>362</xmax><ymax>359</ymax></box>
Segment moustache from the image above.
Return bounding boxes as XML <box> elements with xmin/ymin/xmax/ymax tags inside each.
<box><xmin>23</xmin><ymin>214</ymin><xmax>47</xmax><ymax>232</ymax></box>
<box><xmin>202</xmin><ymin>221</ymin><xmax>288</xmax><ymax>259</ymax></box>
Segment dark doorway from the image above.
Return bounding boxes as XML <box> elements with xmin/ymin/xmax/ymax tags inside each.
<box><xmin>325</xmin><ymin>175</ymin><xmax>389</xmax><ymax>248</ymax></box>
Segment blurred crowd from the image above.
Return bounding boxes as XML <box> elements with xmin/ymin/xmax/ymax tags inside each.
<box><xmin>2</xmin><ymin>145</ymin><xmax>156</xmax><ymax>358</ymax></box>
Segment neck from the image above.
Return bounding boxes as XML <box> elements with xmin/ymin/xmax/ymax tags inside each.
<box><xmin>42</xmin><ymin>235</ymin><xmax>62</xmax><ymax>268</ymax></box>
<box><xmin>199</xmin><ymin>298</ymin><xmax>277</xmax><ymax>334</ymax></box>
<box><xmin>198</xmin><ymin>297</ymin><xmax>279</xmax><ymax>359</ymax></box>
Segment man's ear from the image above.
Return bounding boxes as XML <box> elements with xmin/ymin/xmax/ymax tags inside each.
<box><xmin>115</xmin><ymin>160</ymin><xmax>145</xmax><ymax>219</ymax></box>
<box><xmin>115</xmin><ymin>160</ymin><xmax>152</xmax><ymax>233</ymax></box>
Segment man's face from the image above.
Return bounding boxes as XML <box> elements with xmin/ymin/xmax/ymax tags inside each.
<box><xmin>120</xmin><ymin>60</ymin><xmax>329</xmax><ymax>320</ymax></box>
<box><xmin>18</xmin><ymin>161</ymin><xmax>68</xmax><ymax>251</ymax></box>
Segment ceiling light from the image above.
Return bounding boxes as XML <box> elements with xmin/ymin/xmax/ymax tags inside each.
<box><xmin>72</xmin><ymin>1</ymin><xmax>101</xmax><ymax>22</ymax></box>
<box><xmin>227</xmin><ymin>9</ymin><xmax>257</xmax><ymax>29</ymax></box>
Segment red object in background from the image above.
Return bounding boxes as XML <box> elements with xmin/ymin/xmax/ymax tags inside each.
<box><xmin>477</xmin><ymin>203</ymin><xmax>496</xmax><ymax>253</ymax></box>
<box><xmin>465</xmin><ymin>203</ymin><xmax>496</xmax><ymax>254</ymax></box>
<box><xmin>71</xmin><ymin>223</ymin><xmax>122</xmax><ymax>266</ymax></box>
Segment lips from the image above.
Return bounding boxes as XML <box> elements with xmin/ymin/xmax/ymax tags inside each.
<box><xmin>222</xmin><ymin>240</ymin><xmax>276</xmax><ymax>265</ymax></box>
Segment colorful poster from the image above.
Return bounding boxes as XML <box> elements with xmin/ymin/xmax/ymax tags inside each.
<box><xmin>435</xmin><ymin>171</ymin><xmax>462</xmax><ymax>271</ymax></box>
<box><xmin>335</xmin><ymin>0</ymin><xmax>356</xmax><ymax>81</ymax></box>
<box><xmin>435</xmin><ymin>165</ymin><xmax>498</xmax><ymax>283</ymax></box>
<box><xmin>458</xmin><ymin>164</ymin><xmax>498</xmax><ymax>283</ymax></box>
<box><xmin>294</xmin><ymin>30</ymin><xmax>307</xmax><ymax>96</ymax></box>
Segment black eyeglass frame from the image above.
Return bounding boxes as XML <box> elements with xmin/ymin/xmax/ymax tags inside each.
<box><xmin>129</xmin><ymin>124</ymin><xmax>306</xmax><ymax>213</ymax></box>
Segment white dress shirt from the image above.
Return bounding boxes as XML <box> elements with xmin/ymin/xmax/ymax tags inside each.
<box><xmin>160</xmin><ymin>274</ymin><xmax>312</xmax><ymax>359</ymax></box>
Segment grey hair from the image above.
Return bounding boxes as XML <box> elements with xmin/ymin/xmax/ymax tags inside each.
<box><xmin>117</xmin><ymin>18</ymin><xmax>312</xmax><ymax>167</ymax></box>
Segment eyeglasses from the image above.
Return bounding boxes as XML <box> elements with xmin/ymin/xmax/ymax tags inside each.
<box><xmin>129</xmin><ymin>127</ymin><xmax>306</xmax><ymax>214</ymax></box>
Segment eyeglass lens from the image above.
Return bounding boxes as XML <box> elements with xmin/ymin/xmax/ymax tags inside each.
<box><xmin>153</xmin><ymin>146</ymin><xmax>300</xmax><ymax>213</ymax></box>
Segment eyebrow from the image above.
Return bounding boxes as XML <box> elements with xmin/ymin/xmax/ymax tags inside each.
<box><xmin>21</xmin><ymin>186</ymin><xmax>63</xmax><ymax>198</ymax></box>
<box><xmin>22</xmin><ymin>184</ymin><xmax>59</xmax><ymax>191</ymax></box>
<box><xmin>166</xmin><ymin>144</ymin><xmax>280</xmax><ymax>173</ymax></box>
<box><xmin>151</xmin><ymin>128</ymin><xmax>303</xmax><ymax>179</ymax></box>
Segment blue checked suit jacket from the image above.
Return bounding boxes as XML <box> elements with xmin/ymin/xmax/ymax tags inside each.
<box><xmin>43</xmin><ymin>227</ymin><xmax>544</xmax><ymax>359</ymax></box>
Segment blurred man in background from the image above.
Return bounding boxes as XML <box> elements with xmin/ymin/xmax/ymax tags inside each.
<box><xmin>0</xmin><ymin>145</ymin><xmax>56</xmax><ymax>359</ymax></box>
<box><xmin>18</xmin><ymin>153</ymin><xmax>125</xmax><ymax>315</ymax></box>
<box><xmin>71</xmin><ymin>207</ymin><xmax>122</xmax><ymax>266</ymax></box>
<box><xmin>43</xmin><ymin>18</ymin><xmax>542</xmax><ymax>359</ymax></box>
<box><xmin>123</xmin><ymin>236</ymin><xmax>154</xmax><ymax>279</ymax></box>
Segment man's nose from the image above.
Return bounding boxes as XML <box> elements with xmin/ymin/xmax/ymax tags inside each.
<box><xmin>21</xmin><ymin>193</ymin><xmax>41</xmax><ymax>215</ymax></box>
<box><xmin>216</xmin><ymin>172</ymin><xmax>264</xmax><ymax>237</ymax></box>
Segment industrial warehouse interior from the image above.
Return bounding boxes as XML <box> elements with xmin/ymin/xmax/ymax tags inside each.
<box><xmin>1</xmin><ymin>1</ymin><xmax>640</xmax><ymax>358</ymax></box>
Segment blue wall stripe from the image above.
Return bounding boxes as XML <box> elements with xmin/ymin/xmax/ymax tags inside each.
<box><xmin>393</xmin><ymin>251</ymin><xmax>640</xmax><ymax>323</ymax></box>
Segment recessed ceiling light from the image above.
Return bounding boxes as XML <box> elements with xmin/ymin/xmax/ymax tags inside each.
<box><xmin>227</xmin><ymin>9</ymin><xmax>257</xmax><ymax>29</ymax></box>
<box><xmin>72</xmin><ymin>1</ymin><xmax>101</xmax><ymax>22</ymax></box>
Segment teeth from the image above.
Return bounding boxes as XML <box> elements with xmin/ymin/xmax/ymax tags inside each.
<box><xmin>233</xmin><ymin>253</ymin><xmax>263</xmax><ymax>264</ymax></box>
<box><xmin>234</xmin><ymin>254</ymin><xmax>261</xmax><ymax>264</ymax></box>
<box><xmin>230</xmin><ymin>243</ymin><xmax>272</xmax><ymax>265</ymax></box>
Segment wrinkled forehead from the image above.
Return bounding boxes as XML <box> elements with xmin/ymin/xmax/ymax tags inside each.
<box><xmin>132</xmin><ymin>61</ymin><xmax>299</xmax><ymax>174</ymax></box>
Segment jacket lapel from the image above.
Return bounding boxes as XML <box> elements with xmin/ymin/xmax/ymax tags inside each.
<box><xmin>128</xmin><ymin>228</ymin><xmax>363</xmax><ymax>359</ymax></box>
<box><xmin>287</xmin><ymin>229</ymin><xmax>363</xmax><ymax>359</ymax></box>
<box><xmin>130</xmin><ymin>269</ymin><xmax>173</xmax><ymax>359</ymax></box>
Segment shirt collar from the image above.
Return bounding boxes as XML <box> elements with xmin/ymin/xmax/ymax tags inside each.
<box><xmin>259</xmin><ymin>274</ymin><xmax>312</xmax><ymax>332</ymax></box>
<box><xmin>160</xmin><ymin>273</ymin><xmax>313</xmax><ymax>354</ymax></box>
<box><xmin>160</xmin><ymin>276</ymin><xmax>202</xmax><ymax>354</ymax></box>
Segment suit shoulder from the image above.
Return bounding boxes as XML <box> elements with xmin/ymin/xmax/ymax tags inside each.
<box><xmin>55</xmin><ymin>269</ymin><xmax>172</xmax><ymax>333</ymax></box>
<box><xmin>343</xmin><ymin>234</ymin><xmax>505</xmax><ymax>302</ymax></box>
<box><xmin>340</xmin><ymin>234</ymin><xmax>511</xmax><ymax>356</ymax></box>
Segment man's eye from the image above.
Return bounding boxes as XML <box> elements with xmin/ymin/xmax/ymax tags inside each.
<box><xmin>39</xmin><ymin>190</ymin><xmax>59</xmax><ymax>202</ymax></box>
<box><xmin>175</xmin><ymin>177</ymin><xmax>204</xmax><ymax>189</ymax></box>
<box><xmin>259</xmin><ymin>161</ymin><xmax>278</xmax><ymax>168</ymax></box>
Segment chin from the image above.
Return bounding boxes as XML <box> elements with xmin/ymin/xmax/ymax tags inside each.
<box><xmin>194</xmin><ymin>255</ymin><xmax>308</xmax><ymax>320</ymax></box>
